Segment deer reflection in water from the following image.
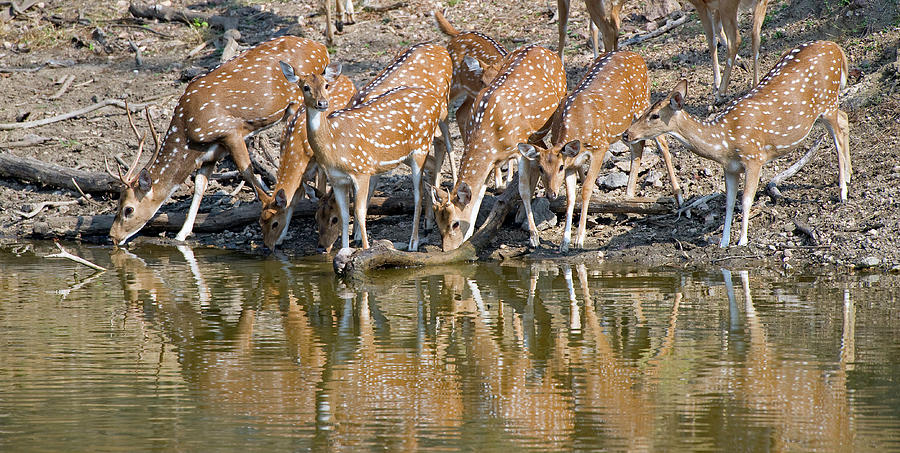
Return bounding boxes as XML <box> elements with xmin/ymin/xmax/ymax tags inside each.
<box><xmin>107</xmin><ymin>248</ymin><xmax>859</xmax><ymax>449</ymax></box>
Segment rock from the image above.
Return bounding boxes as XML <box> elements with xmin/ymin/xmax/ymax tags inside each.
<box><xmin>608</xmin><ymin>140</ymin><xmax>628</xmax><ymax>155</ymax></box>
<box><xmin>519</xmin><ymin>197</ymin><xmax>557</xmax><ymax>231</ymax></box>
<box><xmin>856</xmin><ymin>256</ymin><xmax>881</xmax><ymax>269</ymax></box>
<box><xmin>332</xmin><ymin>247</ymin><xmax>356</xmax><ymax>275</ymax></box>
<box><xmin>598</xmin><ymin>171</ymin><xmax>628</xmax><ymax>189</ymax></box>
<box><xmin>643</xmin><ymin>0</ymin><xmax>681</xmax><ymax>21</ymax></box>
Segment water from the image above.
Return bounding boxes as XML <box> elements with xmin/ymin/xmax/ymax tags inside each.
<box><xmin>1</xmin><ymin>241</ymin><xmax>899</xmax><ymax>451</ymax></box>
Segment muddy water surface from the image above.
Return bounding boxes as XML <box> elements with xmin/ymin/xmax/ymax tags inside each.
<box><xmin>1</xmin><ymin>242</ymin><xmax>899</xmax><ymax>451</ymax></box>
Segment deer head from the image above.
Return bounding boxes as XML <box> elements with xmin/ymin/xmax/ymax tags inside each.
<box><xmin>622</xmin><ymin>80</ymin><xmax>687</xmax><ymax>145</ymax></box>
<box><xmin>429</xmin><ymin>182</ymin><xmax>472</xmax><ymax>252</ymax></box>
<box><xmin>518</xmin><ymin>140</ymin><xmax>583</xmax><ymax>201</ymax></box>
<box><xmin>108</xmin><ymin>105</ymin><xmax>164</xmax><ymax>246</ymax></box>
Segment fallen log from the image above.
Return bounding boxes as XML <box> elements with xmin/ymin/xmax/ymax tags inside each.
<box><xmin>548</xmin><ymin>195</ymin><xmax>673</xmax><ymax>215</ymax></box>
<box><xmin>0</xmin><ymin>152</ymin><xmax>120</xmax><ymax>193</ymax></box>
<box><xmin>333</xmin><ymin>176</ymin><xmax>522</xmax><ymax>277</ymax></box>
<box><xmin>128</xmin><ymin>2</ymin><xmax>238</xmax><ymax>30</ymax></box>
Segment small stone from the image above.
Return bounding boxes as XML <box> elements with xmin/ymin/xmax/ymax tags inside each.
<box><xmin>520</xmin><ymin>197</ymin><xmax>557</xmax><ymax>231</ymax></box>
<box><xmin>783</xmin><ymin>249</ymin><xmax>793</xmax><ymax>259</ymax></box>
<box><xmin>598</xmin><ymin>171</ymin><xmax>628</xmax><ymax>189</ymax></box>
<box><xmin>857</xmin><ymin>256</ymin><xmax>881</xmax><ymax>269</ymax></box>
<box><xmin>702</xmin><ymin>167</ymin><xmax>713</xmax><ymax>177</ymax></box>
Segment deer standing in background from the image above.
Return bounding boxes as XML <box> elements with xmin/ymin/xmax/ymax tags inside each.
<box><xmin>311</xmin><ymin>42</ymin><xmax>454</xmax><ymax>253</ymax></box>
<box><xmin>687</xmin><ymin>0</ymin><xmax>769</xmax><ymax>104</ymax></box>
<box><xmin>324</xmin><ymin>0</ymin><xmax>357</xmax><ymax>45</ymax></box>
<box><xmin>519</xmin><ymin>51</ymin><xmax>683</xmax><ymax>252</ymax></box>
<box><xmin>433</xmin><ymin>10</ymin><xmax>516</xmax><ymax>190</ymax></box>
<box><xmin>281</xmin><ymin>62</ymin><xmax>444</xmax><ymax>251</ymax></box>
<box><xmin>556</xmin><ymin>0</ymin><xmax>624</xmax><ymax>62</ymax></box>
<box><xmin>430</xmin><ymin>45</ymin><xmax>567</xmax><ymax>251</ymax></box>
<box><xmin>258</xmin><ymin>73</ymin><xmax>357</xmax><ymax>251</ymax></box>
<box><xmin>622</xmin><ymin>41</ymin><xmax>850</xmax><ymax>247</ymax></box>
<box><xmin>108</xmin><ymin>36</ymin><xmax>329</xmax><ymax>246</ymax></box>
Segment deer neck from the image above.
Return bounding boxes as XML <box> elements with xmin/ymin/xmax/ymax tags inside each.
<box><xmin>274</xmin><ymin>114</ymin><xmax>312</xmax><ymax>206</ymax></box>
<box><xmin>667</xmin><ymin>112</ymin><xmax>733</xmax><ymax>165</ymax></box>
<box><xmin>304</xmin><ymin>107</ymin><xmax>338</xmax><ymax>168</ymax></box>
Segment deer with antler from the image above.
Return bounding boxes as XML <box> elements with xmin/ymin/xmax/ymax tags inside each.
<box><xmin>257</xmin><ymin>72</ymin><xmax>357</xmax><ymax>251</ymax></box>
<box><xmin>622</xmin><ymin>41</ymin><xmax>850</xmax><ymax>247</ymax></box>
<box><xmin>430</xmin><ymin>45</ymin><xmax>567</xmax><ymax>251</ymax></box>
<box><xmin>519</xmin><ymin>50</ymin><xmax>683</xmax><ymax>252</ymax></box>
<box><xmin>108</xmin><ymin>36</ymin><xmax>329</xmax><ymax>246</ymax></box>
<box><xmin>556</xmin><ymin>0</ymin><xmax>624</xmax><ymax>63</ymax></box>
<box><xmin>280</xmin><ymin>60</ymin><xmax>445</xmax><ymax>251</ymax></box>
<box><xmin>687</xmin><ymin>0</ymin><xmax>769</xmax><ymax>104</ymax></box>
<box><xmin>307</xmin><ymin>42</ymin><xmax>454</xmax><ymax>253</ymax></box>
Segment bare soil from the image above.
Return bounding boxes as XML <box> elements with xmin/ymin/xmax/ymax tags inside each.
<box><xmin>1</xmin><ymin>0</ymin><xmax>899</xmax><ymax>272</ymax></box>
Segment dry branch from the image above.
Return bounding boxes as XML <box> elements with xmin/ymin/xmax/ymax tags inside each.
<box><xmin>0</xmin><ymin>98</ymin><xmax>158</xmax><ymax>130</ymax></box>
<box><xmin>333</xmin><ymin>177</ymin><xmax>522</xmax><ymax>277</ymax></box>
<box><xmin>0</xmin><ymin>134</ymin><xmax>53</xmax><ymax>148</ymax></box>
<box><xmin>46</xmin><ymin>241</ymin><xmax>107</xmax><ymax>271</ymax></box>
<box><xmin>13</xmin><ymin>200</ymin><xmax>78</xmax><ymax>219</ymax></box>
<box><xmin>362</xmin><ymin>2</ymin><xmax>408</xmax><ymax>12</ymax></box>
<box><xmin>0</xmin><ymin>153</ymin><xmax>121</xmax><ymax>193</ymax></box>
<box><xmin>620</xmin><ymin>13</ymin><xmax>688</xmax><ymax>47</ymax></box>
<box><xmin>48</xmin><ymin>74</ymin><xmax>75</xmax><ymax>100</ymax></box>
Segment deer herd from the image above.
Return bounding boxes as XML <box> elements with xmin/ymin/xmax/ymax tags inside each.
<box><xmin>106</xmin><ymin>0</ymin><xmax>850</xmax><ymax>255</ymax></box>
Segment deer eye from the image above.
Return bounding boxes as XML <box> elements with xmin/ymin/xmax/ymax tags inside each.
<box><xmin>272</xmin><ymin>221</ymin><xmax>279</xmax><ymax>229</ymax></box>
<box><xmin>451</xmin><ymin>221</ymin><xmax>460</xmax><ymax>230</ymax></box>
<box><xmin>558</xmin><ymin>164</ymin><xmax>564</xmax><ymax>171</ymax></box>
<box><xmin>649</xmin><ymin>113</ymin><xmax>660</xmax><ymax>120</ymax></box>
<box><xmin>325</xmin><ymin>83</ymin><xmax>330</xmax><ymax>90</ymax></box>
<box><xmin>124</xmin><ymin>206</ymin><xmax>134</xmax><ymax>217</ymax></box>
<box><xmin>331</xmin><ymin>216</ymin><xmax>339</xmax><ymax>225</ymax></box>
<box><xmin>303</xmin><ymin>85</ymin><xmax>311</xmax><ymax>92</ymax></box>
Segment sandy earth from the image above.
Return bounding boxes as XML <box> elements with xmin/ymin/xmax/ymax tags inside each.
<box><xmin>0</xmin><ymin>0</ymin><xmax>898</xmax><ymax>273</ymax></box>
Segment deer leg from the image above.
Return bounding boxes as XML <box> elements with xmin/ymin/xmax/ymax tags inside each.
<box><xmin>352</xmin><ymin>175</ymin><xmax>371</xmax><ymax>249</ymax></box>
<box><xmin>560</xmin><ymin>169</ymin><xmax>578</xmax><ymax>252</ymax></box>
<box><xmin>439</xmin><ymin>120</ymin><xmax>457</xmax><ymax>186</ymax></box>
<box><xmin>696</xmin><ymin>6</ymin><xmax>721</xmax><ymax>102</ymax></box>
<box><xmin>750</xmin><ymin>0</ymin><xmax>768</xmax><ymax>86</ymax></box>
<box><xmin>175</xmin><ymin>160</ymin><xmax>216</xmax><ymax>242</ymax></box>
<box><xmin>409</xmin><ymin>155</ymin><xmax>426</xmax><ymax>251</ymax></box>
<box><xmin>518</xmin><ymin>156</ymin><xmax>541</xmax><ymax>248</ymax></box>
<box><xmin>718</xmin><ymin>14</ymin><xmax>742</xmax><ymax>103</ymax></box>
<box><xmin>590</xmin><ymin>21</ymin><xmax>600</xmax><ymax>59</ymax></box>
<box><xmin>720</xmin><ymin>170</ymin><xmax>739</xmax><ymax>247</ymax></box>
<box><xmin>333</xmin><ymin>182</ymin><xmax>352</xmax><ymax>250</ymax></box>
<box><xmin>738</xmin><ymin>162</ymin><xmax>762</xmax><ymax>246</ymax></box>
<box><xmin>556</xmin><ymin>0</ymin><xmax>571</xmax><ymax>62</ymax></box>
<box><xmin>656</xmin><ymin>136</ymin><xmax>683</xmax><ymax>206</ymax></box>
<box><xmin>352</xmin><ymin>175</ymin><xmax>378</xmax><ymax>243</ymax></box>
<box><xmin>224</xmin><ymin>132</ymin><xmax>269</xmax><ymax>199</ymax></box>
<box><xmin>822</xmin><ymin>109</ymin><xmax>851</xmax><ymax>201</ymax></box>
<box><xmin>575</xmin><ymin>151</ymin><xmax>603</xmax><ymax>249</ymax></box>
<box><xmin>625</xmin><ymin>140</ymin><xmax>645</xmax><ymax>198</ymax></box>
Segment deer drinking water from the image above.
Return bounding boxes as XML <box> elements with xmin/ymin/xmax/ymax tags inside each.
<box><xmin>108</xmin><ymin>36</ymin><xmax>329</xmax><ymax>245</ymax></box>
<box><xmin>622</xmin><ymin>41</ymin><xmax>850</xmax><ymax>247</ymax></box>
<box><xmin>519</xmin><ymin>51</ymin><xmax>683</xmax><ymax>252</ymax></box>
<box><xmin>281</xmin><ymin>61</ymin><xmax>445</xmax><ymax>252</ymax></box>
<box><xmin>430</xmin><ymin>45</ymin><xmax>567</xmax><ymax>251</ymax></box>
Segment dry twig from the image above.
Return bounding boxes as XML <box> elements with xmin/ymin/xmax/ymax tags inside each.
<box><xmin>47</xmin><ymin>74</ymin><xmax>76</xmax><ymax>100</ymax></box>
<box><xmin>0</xmin><ymin>98</ymin><xmax>160</xmax><ymax>130</ymax></box>
<box><xmin>46</xmin><ymin>241</ymin><xmax>107</xmax><ymax>271</ymax></box>
<box><xmin>13</xmin><ymin>200</ymin><xmax>78</xmax><ymax>219</ymax></box>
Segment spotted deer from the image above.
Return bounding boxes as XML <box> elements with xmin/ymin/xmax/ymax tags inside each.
<box><xmin>519</xmin><ymin>51</ymin><xmax>683</xmax><ymax>252</ymax></box>
<box><xmin>108</xmin><ymin>36</ymin><xmax>329</xmax><ymax>246</ymax></box>
<box><xmin>433</xmin><ymin>9</ymin><xmax>514</xmax><ymax>189</ymax></box>
<box><xmin>556</xmin><ymin>0</ymin><xmax>624</xmax><ymax>63</ymax></box>
<box><xmin>258</xmin><ymin>73</ymin><xmax>357</xmax><ymax>251</ymax></box>
<box><xmin>310</xmin><ymin>42</ymin><xmax>455</xmax><ymax>253</ymax></box>
<box><xmin>280</xmin><ymin>62</ymin><xmax>445</xmax><ymax>251</ymax></box>
<box><xmin>687</xmin><ymin>0</ymin><xmax>769</xmax><ymax>103</ymax></box>
<box><xmin>430</xmin><ymin>45</ymin><xmax>567</xmax><ymax>251</ymax></box>
<box><xmin>622</xmin><ymin>41</ymin><xmax>850</xmax><ymax>247</ymax></box>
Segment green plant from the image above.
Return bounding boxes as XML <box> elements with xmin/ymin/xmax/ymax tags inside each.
<box><xmin>191</xmin><ymin>18</ymin><xmax>209</xmax><ymax>29</ymax></box>
<box><xmin>447</xmin><ymin>0</ymin><xmax>459</xmax><ymax>6</ymax></box>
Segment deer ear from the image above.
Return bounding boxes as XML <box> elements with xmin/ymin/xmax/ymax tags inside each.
<box><xmin>137</xmin><ymin>168</ymin><xmax>152</xmax><ymax>192</ymax></box>
<box><xmin>455</xmin><ymin>182</ymin><xmax>472</xmax><ymax>207</ymax></box>
<box><xmin>279</xmin><ymin>61</ymin><xmax>299</xmax><ymax>84</ymax></box>
<box><xmin>274</xmin><ymin>189</ymin><xmax>287</xmax><ymax>209</ymax></box>
<box><xmin>323</xmin><ymin>62</ymin><xmax>342</xmax><ymax>82</ymax></box>
<box><xmin>670</xmin><ymin>80</ymin><xmax>687</xmax><ymax>110</ymax></box>
<box><xmin>463</xmin><ymin>56</ymin><xmax>482</xmax><ymax>75</ymax></box>
<box><xmin>562</xmin><ymin>140</ymin><xmax>581</xmax><ymax>158</ymax></box>
<box><xmin>517</xmin><ymin>143</ymin><xmax>539</xmax><ymax>161</ymax></box>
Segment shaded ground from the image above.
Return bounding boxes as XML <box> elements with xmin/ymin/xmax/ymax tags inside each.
<box><xmin>1</xmin><ymin>0</ymin><xmax>899</xmax><ymax>272</ymax></box>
